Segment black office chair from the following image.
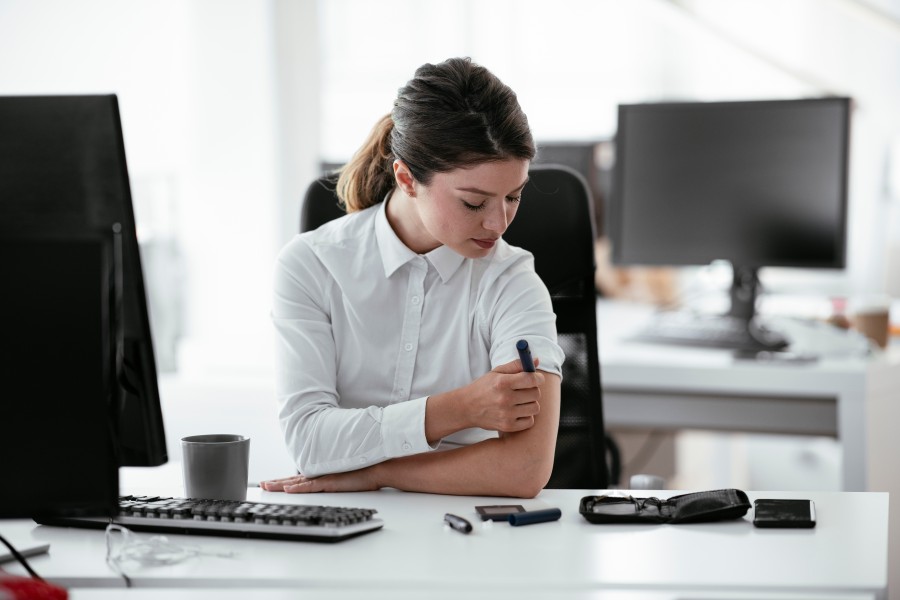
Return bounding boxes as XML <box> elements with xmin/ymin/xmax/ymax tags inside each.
<box><xmin>299</xmin><ymin>172</ymin><xmax>343</xmax><ymax>233</ymax></box>
<box><xmin>300</xmin><ymin>164</ymin><xmax>617</xmax><ymax>489</ymax></box>
<box><xmin>505</xmin><ymin>165</ymin><xmax>614</xmax><ymax>489</ymax></box>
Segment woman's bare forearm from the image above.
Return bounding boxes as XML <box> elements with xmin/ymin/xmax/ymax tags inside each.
<box><xmin>377</xmin><ymin>374</ymin><xmax>560</xmax><ymax>498</ymax></box>
<box><xmin>263</xmin><ymin>373</ymin><xmax>561</xmax><ymax>498</ymax></box>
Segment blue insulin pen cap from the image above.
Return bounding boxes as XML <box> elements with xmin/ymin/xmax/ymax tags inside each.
<box><xmin>516</xmin><ymin>339</ymin><xmax>535</xmax><ymax>373</ymax></box>
<box><xmin>508</xmin><ymin>508</ymin><xmax>562</xmax><ymax>526</ymax></box>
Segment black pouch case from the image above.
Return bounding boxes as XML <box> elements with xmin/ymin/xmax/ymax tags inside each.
<box><xmin>579</xmin><ymin>489</ymin><xmax>751</xmax><ymax>524</ymax></box>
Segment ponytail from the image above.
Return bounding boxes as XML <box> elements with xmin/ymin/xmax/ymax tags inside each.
<box><xmin>336</xmin><ymin>114</ymin><xmax>395</xmax><ymax>213</ymax></box>
<box><xmin>337</xmin><ymin>58</ymin><xmax>534</xmax><ymax>214</ymax></box>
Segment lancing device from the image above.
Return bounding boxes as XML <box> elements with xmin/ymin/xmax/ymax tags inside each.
<box><xmin>516</xmin><ymin>339</ymin><xmax>535</xmax><ymax>372</ymax></box>
<box><xmin>444</xmin><ymin>513</ymin><xmax>473</xmax><ymax>534</ymax></box>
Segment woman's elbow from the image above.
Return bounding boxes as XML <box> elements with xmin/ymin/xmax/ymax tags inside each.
<box><xmin>506</xmin><ymin>454</ymin><xmax>554</xmax><ymax>499</ymax></box>
<box><xmin>510</xmin><ymin>481</ymin><xmax>544</xmax><ymax>500</ymax></box>
<box><xmin>292</xmin><ymin>438</ymin><xmax>329</xmax><ymax>478</ymax></box>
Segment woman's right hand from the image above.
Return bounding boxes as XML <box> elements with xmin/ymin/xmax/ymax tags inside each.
<box><xmin>424</xmin><ymin>357</ymin><xmax>545</xmax><ymax>443</ymax></box>
<box><xmin>462</xmin><ymin>357</ymin><xmax>545</xmax><ymax>432</ymax></box>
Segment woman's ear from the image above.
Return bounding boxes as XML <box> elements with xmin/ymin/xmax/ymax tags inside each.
<box><xmin>392</xmin><ymin>160</ymin><xmax>417</xmax><ymax>198</ymax></box>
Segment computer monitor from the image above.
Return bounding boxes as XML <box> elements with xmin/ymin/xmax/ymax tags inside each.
<box><xmin>0</xmin><ymin>95</ymin><xmax>168</xmax><ymax>518</ymax></box>
<box><xmin>608</xmin><ymin>97</ymin><xmax>850</xmax><ymax>344</ymax></box>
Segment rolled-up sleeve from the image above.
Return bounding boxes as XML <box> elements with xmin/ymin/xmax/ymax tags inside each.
<box><xmin>485</xmin><ymin>254</ymin><xmax>565</xmax><ymax>377</ymax></box>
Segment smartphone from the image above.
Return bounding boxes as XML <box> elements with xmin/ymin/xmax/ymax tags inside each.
<box><xmin>753</xmin><ymin>499</ymin><xmax>816</xmax><ymax>528</ymax></box>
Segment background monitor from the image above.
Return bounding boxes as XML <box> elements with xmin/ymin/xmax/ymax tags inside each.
<box><xmin>0</xmin><ymin>95</ymin><xmax>168</xmax><ymax>517</ymax></box>
<box><xmin>608</xmin><ymin>97</ymin><xmax>850</xmax><ymax>320</ymax></box>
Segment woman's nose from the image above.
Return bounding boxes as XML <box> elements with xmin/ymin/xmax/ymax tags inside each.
<box><xmin>483</xmin><ymin>203</ymin><xmax>509</xmax><ymax>234</ymax></box>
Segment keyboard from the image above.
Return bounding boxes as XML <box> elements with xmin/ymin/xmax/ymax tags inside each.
<box><xmin>34</xmin><ymin>495</ymin><xmax>384</xmax><ymax>543</ymax></box>
<box><xmin>632</xmin><ymin>311</ymin><xmax>789</xmax><ymax>351</ymax></box>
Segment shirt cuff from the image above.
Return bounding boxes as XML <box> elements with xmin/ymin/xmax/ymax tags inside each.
<box><xmin>381</xmin><ymin>396</ymin><xmax>437</xmax><ymax>458</ymax></box>
<box><xmin>496</xmin><ymin>337</ymin><xmax>564</xmax><ymax>380</ymax></box>
<box><xmin>527</xmin><ymin>337</ymin><xmax>564</xmax><ymax>379</ymax></box>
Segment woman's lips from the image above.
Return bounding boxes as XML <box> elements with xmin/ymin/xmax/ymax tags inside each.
<box><xmin>473</xmin><ymin>238</ymin><xmax>497</xmax><ymax>249</ymax></box>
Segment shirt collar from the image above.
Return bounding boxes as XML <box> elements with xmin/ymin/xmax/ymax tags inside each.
<box><xmin>425</xmin><ymin>245</ymin><xmax>465</xmax><ymax>283</ymax></box>
<box><xmin>374</xmin><ymin>199</ymin><xmax>465</xmax><ymax>282</ymax></box>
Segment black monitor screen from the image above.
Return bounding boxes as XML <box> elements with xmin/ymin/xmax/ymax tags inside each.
<box><xmin>1</xmin><ymin>235</ymin><xmax>120</xmax><ymax>517</ymax></box>
<box><xmin>609</xmin><ymin>97</ymin><xmax>850</xmax><ymax>270</ymax></box>
<box><xmin>0</xmin><ymin>95</ymin><xmax>167</xmax><ymax>517</ymax></box>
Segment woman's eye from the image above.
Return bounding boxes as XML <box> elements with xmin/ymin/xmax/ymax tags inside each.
<box><xmin>463</xmin><ymin>201</ymin><xmax>486</xmax><ymax>212</ymax></box>
<box><xmin>506</xmin><ymin>195</ymin><xmax>522</xmax><ymax>204</ymax></box>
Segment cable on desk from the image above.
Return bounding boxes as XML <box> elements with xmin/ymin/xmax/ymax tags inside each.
<box><xmin>0</xmin><ymin>533</ymin><xmax>44</xmax><ymax>581</ymax></box>
<box><xmin>105</xmin><ymin>524</ymin><xmax>133</xmax><ymax>588</ymax></box>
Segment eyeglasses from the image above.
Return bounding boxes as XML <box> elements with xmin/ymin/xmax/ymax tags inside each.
<box><xmin>104</xmin><ymin>523</ymin><xmax>235</xmax><ymax>587</ymax></box>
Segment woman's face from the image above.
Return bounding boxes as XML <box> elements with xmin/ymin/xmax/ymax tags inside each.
<box><xmin>399</xmin><ymin>158</ymin><xmax>530</xmax><ymax>258</ymax></box>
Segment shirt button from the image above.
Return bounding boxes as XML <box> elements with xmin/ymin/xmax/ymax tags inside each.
<box><xmin>402</xmin><ymin>443</ymin><xmax>412</xmax><ymax>452</ymax></box>
<box><xmin>411</xmin><ymin>296</ymin><xmax>420</xmax><ymax>305</ymax></box>
<box><xmin>404</xmin><ymin>343</ymin><xmax>413</xmax><ymax>351</ymax></box>
<box><xmin>359</xmin><ymin>457</ymin><xmax>367</xmax><ymax>464</ymax></box>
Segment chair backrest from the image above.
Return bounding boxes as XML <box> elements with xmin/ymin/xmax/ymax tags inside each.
<box><xmin>299</xmin><ymin>172</ymin><xmax>344</xmax><ymax>234</ymax></box>
<box><xmin>299</xmin><ymin>164</ymin><xmax>609</xmax><ymax>489</ymax></box>
<box><xmin>507</xmin><ymin>165</ymin><xmax>607</xmax><ymax>489</ymax></box>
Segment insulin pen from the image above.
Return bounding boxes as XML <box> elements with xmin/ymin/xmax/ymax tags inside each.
<box><xmin>508</xmin><ymin>508</ymin><xmax>562</xmax><ymax>526</ymax></box>
<box><xmin>516</xmin><ymin>339</ymin><xmax>535</xmax><ymax>372</ymax></box>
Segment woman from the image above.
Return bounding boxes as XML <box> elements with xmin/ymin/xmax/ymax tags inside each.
<box><xmin>262</xmin><ymin>57</ymin><xmax>563</xmax><ymax>498</ymax></box>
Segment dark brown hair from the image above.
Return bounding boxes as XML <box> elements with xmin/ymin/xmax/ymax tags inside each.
<box><xmin>337</xmin><ymin>57</ymin><xmax>535</xmax><ymax>212</ymax></box>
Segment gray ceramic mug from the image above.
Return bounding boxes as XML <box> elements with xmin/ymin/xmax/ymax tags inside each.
<box><xmin>181</xmin><ymin>434</ymin><xmax>250</xmax><ymax>501</ymax></box>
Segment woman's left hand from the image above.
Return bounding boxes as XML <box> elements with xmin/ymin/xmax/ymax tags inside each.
<box><xmin>260</xmin><ymin>468</ymin><xmax>380</xmax><ymax>494</ymax></box>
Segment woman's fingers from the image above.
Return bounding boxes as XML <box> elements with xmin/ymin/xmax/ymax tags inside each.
<box><xmin>284</xmin><ymin>480</ymin><xmax>315</xmax><ymax>493</ymax></box>
<box><xmin>260</xmin><ymin>475</ymin><xmax>307</xmax><ymax>491</ymax></box>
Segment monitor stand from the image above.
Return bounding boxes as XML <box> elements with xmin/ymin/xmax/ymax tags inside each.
<box><xmin>725</xmin><ymin>266</ymin><xmax>789</xmax><ymax>349</ymax></box>
<box><xmin>634</xmin><ymin>265</ymin><xmax>790</xmax><ymax>352</ymax></box>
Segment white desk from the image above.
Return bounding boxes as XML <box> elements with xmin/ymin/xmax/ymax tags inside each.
<box><xmin>65</xmin><ymin>589</ymin><xmax>879</xmax><ymax>600</ymax></box>
<box><xmin>597</xmin><ymin>299</ymin><xmax>900</xmax><ymax>493</ymax></box>
<box><xmin>0</xmin><ymin>486</ymin><xmax>889</xmax><ymax>599</ymax></box>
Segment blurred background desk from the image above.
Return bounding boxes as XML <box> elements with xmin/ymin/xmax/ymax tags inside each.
<box><xmin>597</xmin><ymin>299</ymin><xmax>900</xmax><ymax>492</ymax></box>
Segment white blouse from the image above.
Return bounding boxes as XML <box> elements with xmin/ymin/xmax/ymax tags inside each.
<box><xmin>272</xmin><ymin>199</ymin><xmax>564</xmax><ymax>477</ymax></box>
